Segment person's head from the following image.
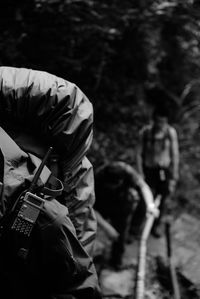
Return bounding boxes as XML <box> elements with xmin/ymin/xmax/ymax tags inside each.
<box><xmin>152</xmin><ymin>106</ymin><xmax>169</xmax><ymax>131</ymax></box>
<box><xmin>104</xmin><ymin>163</ymin><xmax>125</xmax><ymax>190</ymax></box>
<box><xmin>145</xmin><ymin>86</ymin><xmax>172</xmax><ymax>126</ymax></box>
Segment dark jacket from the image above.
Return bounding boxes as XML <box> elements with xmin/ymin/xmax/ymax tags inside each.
<box><xmin>0</xmin><ymin>66</ymin><xmax>96</xmax><ymax>255</ymax></box>
<box><xmin>0</xmin><ymin>67</ymin><xmax>100</xmax><ymax>299</ymax></box>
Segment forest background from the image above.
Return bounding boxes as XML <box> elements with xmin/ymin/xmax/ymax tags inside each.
<box><xmin>1</xmin><ymin>0</ymin><xmax>200</xmax><ymax>217</ymax></box>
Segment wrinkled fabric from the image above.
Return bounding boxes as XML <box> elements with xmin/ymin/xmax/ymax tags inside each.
<box><xmin>0</xmin><ymin>66</ymin><xmax>96</xmax><ymax>255</ymax></box>
<box><xmin>0</xmin><ymin>66</ymin><xmax>93</xmax><ymax>162</ymax></box>
<box><xmin>0</xmin><ymin>127</ymin><xmax>51</xmax><ymax>217</ymax></box>
<box><xmin>63</xmin><ymin>157</ymin><xmax>97</xmax><ymax>254</ymax></box>
<box><xmin>0</xmin><ymin>118</ymin><xmax>100</xmax><ymax>299</ymax></box>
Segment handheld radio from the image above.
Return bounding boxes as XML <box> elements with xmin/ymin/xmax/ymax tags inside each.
<box><xmin>11</xmin><ymin>147</ymin><xmax>53</xmax><ymax>243</ymax></box>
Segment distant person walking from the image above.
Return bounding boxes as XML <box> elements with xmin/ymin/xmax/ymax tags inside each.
<box><xmin>136</xmin><ymin>104</ymin><xmax>179</xmax><ymax>237</ymax></box>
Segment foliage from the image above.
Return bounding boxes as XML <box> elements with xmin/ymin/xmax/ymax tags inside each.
<box><xmin>0</xmin><ymin>0</ymin><xmax>200</xmax><ymax>212</ymax></box>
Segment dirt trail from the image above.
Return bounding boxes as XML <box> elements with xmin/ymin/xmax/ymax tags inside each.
<box><xmin>96</xmin><ymin>212</ymin><xmax>200</xmax><ymax>298</ymax></box>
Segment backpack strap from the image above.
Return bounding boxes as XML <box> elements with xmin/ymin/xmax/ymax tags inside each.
<box><xmin>43</xmin><ymin>174</ymin><xmax>64</xmax><ymax>198</ymax></box>
<box><xmin>28</xmin><ymin>153</ymin><xmax>64</xmax><ymax>198</ymax></box>
<box><xmin>165</xmin><ymin>124</ymin><xmax>172</xmax><ymax>141</ymax></box>
<box><xmin>142</xmin><ymin>126</ymin><xmax>151</xmax><ymax>162</ymax></box>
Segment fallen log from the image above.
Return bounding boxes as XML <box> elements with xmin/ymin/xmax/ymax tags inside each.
<box><xmin>134</xmin><ymin>195</ymin><xmax>161</xmax><ymax>299</ymax></box>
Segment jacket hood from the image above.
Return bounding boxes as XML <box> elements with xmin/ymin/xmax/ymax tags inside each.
<box><xmin>0</xmin><ymin>66</ymin><xmax>93</xmax><ymax>170</ymax></box>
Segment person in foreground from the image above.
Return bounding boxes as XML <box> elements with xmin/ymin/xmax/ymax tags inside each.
<box><xmin>0</xmin><ymin>66</ymin><xmax>101</xmax><ymax>299</ymax></box>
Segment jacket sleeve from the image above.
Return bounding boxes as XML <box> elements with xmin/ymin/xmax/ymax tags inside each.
<box><xmin>0</xmin><ymin>66</ymin><xmax>97</xmax><ymax>256</ymax></box>
<box><xmin>62</xmin><ymin>157</ymin><xmax>97</xmax><ymax>255</ymax></box>
<box><xmin>38</xmin><ymin>199</ymin><xmax>101</xmax><ymax>299</ymax></box>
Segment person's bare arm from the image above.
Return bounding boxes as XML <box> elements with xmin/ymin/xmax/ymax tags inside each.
<box><xmin>169</xmin><ymin>127</ymin><xmax>179</xmax><ymax>193</ymax></box>
<box><xmin>136</xmin><ymin>129</ymin><xmax>145</xmax><ymax>178</ymax></box>
<box><xmin>137</xmin><ymin>178</ymin><xmax>159</xmax><ymax>217</ymax></box>
<box><xmin>95</xmin><ymin>210</ymin><xmax>119</xmax><ymax>241</ymax></box>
